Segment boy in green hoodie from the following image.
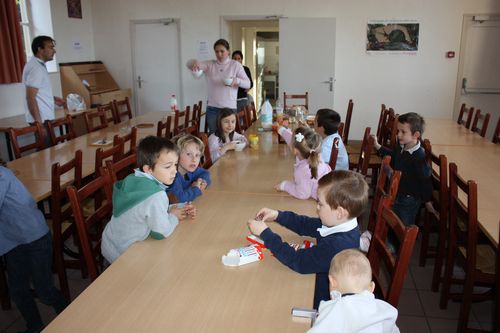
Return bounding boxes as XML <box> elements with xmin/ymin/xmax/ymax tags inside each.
<box><xmin>101</xmin><ymin>136</ymin><xmax>195</xmax><ymax>264</ymax></box>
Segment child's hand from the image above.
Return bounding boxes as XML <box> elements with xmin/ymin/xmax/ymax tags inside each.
<box><xmin>274</xmin><ymin>182</ymin><xmax>285</xmax><ymax>192</ymax></box>
<box><xmin>255</xmin><ymin>208</ymin><xmax>278</xmax><ymax>222</ymax></box>
<box><xmin>221</xmin><ymin>142</ymin><xmax>237</xmax><ymax>154</ymax></box>
<box><xmin>170</xmin><ymin>206</ymin><xmax>187</xmax><ymax>221</ymax></box>
<box><xmin>370</xmin><ymin>134</ymin><xmax>381</xmax><ymax>150</ymax></box>
<box><xmin>184</xmin><ymin>202</ymin><xmax>197</xmax><ymax>219</ymax></box>
<box><xmin>191</xmin><ymin>178</ymin><xmax>207</xmax><ymax>191</ymax></box>
<box><xmin>247</xmin><ymin>219</ymin><xmax>269</xmax><ymax>236</ymax></box>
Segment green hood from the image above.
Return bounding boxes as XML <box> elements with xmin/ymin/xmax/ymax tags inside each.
<box><xmin>112</xmin><ymin>174</ymin><xmax>163</xmax><ymax>217</ymax></box>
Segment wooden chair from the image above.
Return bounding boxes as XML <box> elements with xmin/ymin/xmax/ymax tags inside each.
<box><xmin>8</xmin><ymin>122</ymin><xmax>46</xmax><ymax>159</ymax></box>
<box><xmin>245</xmin><ymin>105</ymin><xmax>254</xmax><ymax>125</ymax></box>
<box><xmin>94</xmin><ymin>142</ymin><xmax>123</xmax><ymax>209</ymax></box>
<box><xmin>197</xmin><ymin>132</ymin><xmax>212</xmax><ymax>169</ymax></box>
<box><xmin>283</xmin><ymin>92</ymin><xmax>309</xmax><ymax>111</ymax></box>
<box><xmin>174</xmin><ymin>106</ymin><xmax>191</xmax><ymax>135</ymax></box>
<box><xmin>439</xmin><ymin>163</ymin><xmax>495</xmax><ymax>332</ymax></box>
<box><xmin>157</xmin><ymin>115</ymin><xmax>173</xmax><ymax>139</ymax></box>
<box><xmin>45</xmin><ymin>115</ymin><xmax>76</xmax><ymax>146</ymax></box>
<box><xmin>112</xmin><ymin>97</ymin><xmax>133</xmax><ymax>123</ymax></box>
<box><xmin>178</xmin><ymin>120</ymin><xmax>199</xmax><ymax>136</ymax></box>
<box><xmin>470</xmin><ymin>109</ymin><xmax>490</xmax><ymax>137</ymax></box>
<box><xmin>84</xmin><ymin>108</ymin><xmax>108</xmax><ymax>133</ymax></box>
<box><xmin>113</xmin><ymin>126</ymin><xmax>137</xmax><ymax>157</ymax></box>
<box><xmin>328</xmin><ymin>137</ymin><xmax>339</xmax><ymax>170</ymax></box>
<box><xmin>235</xmin><ymin>108</ymin><xmax>249</xmax><ymax>133</ymax></box>
<box><xmin>376</xmin><ymin>104</ymin><xmax>388</xmax><ymax>142</ymax></box>
<box><xmin>103</xmin><ymin>153</ymin><xmax>137</xmax><ymax>183</ymax></box>
<box><xmin>97</xmin><ymin>102</ymin><xmax>116</xmax><ymax>124</ymax></box>
<box><xmin>342</xmin><ymin>99</ymin><xmax>353</xmax><ymax>144</ymax></box>
<box><xmin>250</xmin><ymin>102</ymin><xmax>257</xmax><ymax>124</ymax></box>
<box><xmin>366</xmin><ymin>156</ymin><xmax>402</xmax><ymax>233</ymax></box>
<box><xmin>418</xmin><ymin>141</ymin><xmax>449</xmax><ymax>292</ymax></box>
<box><xmin>457</xmin><ymin>105</ymin><xmax>474</xmax><ymax>129</ymax></box>
<box><xmin>0</xmin><ymin>257</ymin><xmax>10</xmax><ymax>310</ymax></box>
<box><xmin>66</xmin><ymin>170</ymin><xmax>113</xmax><ymax>281</ymax></box>
<box><xmin>50</xmin><ymin>150</ymin><xmax>83</xmax><ymax>300</ymax></box>
<box><xmin>367</xmin><ymin>201</ymin><xmax>419</xmax><ymax>307</ymax></box>
<box><xmin>349</xmin><ymin>127</ymin><xmax>375</xmax><ymax>176</ymax></box>
<box><xmin>379</xmin><ymin>108</ymin><xmax>398</xmax><ymax>149</ymax></box>
<box><xmin>493</xmin><ymin>118</ymin><xmax>500</xmax><ymax>144</ymax></box>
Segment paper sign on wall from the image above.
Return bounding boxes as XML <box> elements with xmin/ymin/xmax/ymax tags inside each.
<box><xmin>197</xmin><ymin>40</ymin><xmax>210</xmax><ymax>60</ymax></box>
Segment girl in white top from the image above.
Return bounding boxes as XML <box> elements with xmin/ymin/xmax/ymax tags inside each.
<box><xmin>208</xmin><ymin>108</ymin><xmax>248</xmax><ymax>162</ymax></box>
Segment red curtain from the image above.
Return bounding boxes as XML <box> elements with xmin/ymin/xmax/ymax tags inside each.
<box><xmin>0</xmin><ymin>0</ymin><xmax>26</xmax><ymax>83</ymax></box>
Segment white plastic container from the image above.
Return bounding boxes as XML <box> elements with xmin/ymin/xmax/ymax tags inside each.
<box><xmin>275</xmin><ymin>99</ymin><xmax>283</xmax><ymax>118</ymax></box>
<box><xmin>260</xmin><ymin>100</ymin><xmax>273</xmax><ymax>129</ymax></box>
<box><xmin>222</xmin><ymin>244</ymin><xmax>263</xmax><ymax>266</ymax></box>
<box><xmin>169</xmin><ymin>94</ymin><xmax>177</xmax><ymax>112</ymax></box>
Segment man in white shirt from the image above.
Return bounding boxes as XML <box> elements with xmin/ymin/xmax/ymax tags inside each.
<box><xmin>23</xmin><ymin>35</ymin><xmax>65</xmax><ymax>124</ymax></box>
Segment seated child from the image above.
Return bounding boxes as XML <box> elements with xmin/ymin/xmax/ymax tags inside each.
<box><xmin>314</xmin><ymin>108</ymin><xmax>349</xmax><ymax>170</ymax></box>
<box><xmin>1</xmin><ymin>158</ymin><xmax>68</xmax><ymax>333</ymax></box>
<box><xmin>308</xmin><ymin>249</ymin><xmax>400</xmax><ymax>333</ymax></box>
<box><xmin>208</xmin><ymin>108</ymin><xmax>248</xmax><ymax>162</ymax></box>
<box><xmin>247</xmin><ymin>170</ymin><xmax>368</xmax><ymax>309</ymax></box>
<box><xmin>276</xmin><ymin>126</ymin><xmax>331</xmax><ymax>200</ymax></box>
<box><xmin>372</xmin><ymin>112</ymin><xmax>432</xmax><ymax>226</ymax></box>
<box><xmin>167</xmin><ymin>134</ymin><xmax>211</xmax><ymax>202</ymax></box>
<box><xmin>102</xmin><ymin>136</ymin><xmax>195</xmax><ymax>264</ymax></box>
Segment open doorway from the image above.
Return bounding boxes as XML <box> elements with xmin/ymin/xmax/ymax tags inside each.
<box><xmin>224</xmin><ymin>18</ymin><xmax>279</xmax><ymax>110</ymax></box>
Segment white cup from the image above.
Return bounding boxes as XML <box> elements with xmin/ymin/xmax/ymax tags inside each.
<box><xmin>192</xmin><ymin>69</ymin><xmax>203</xmax><ymax>78</ymax></box>
<box><xmin>223</xmin><ymin>77</ymin><xmax>233</xmax><ymax>86</ymax></box>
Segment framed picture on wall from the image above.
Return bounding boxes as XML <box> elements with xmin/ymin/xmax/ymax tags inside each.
<box><xmin>366</xmin><ymin>20</ymin><xmax>419</xmax><ymax>53</ymax></box>
<box><xmin>67</xmin><ymin>0</ymin><xmax>82</xmax><ymax>19</ymax></box>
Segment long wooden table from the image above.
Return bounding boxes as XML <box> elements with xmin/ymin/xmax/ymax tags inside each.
<box><xmin>11</xmin><ymin>115</ymin><xmax>316</xmax><ymax>332</ymax></box>
<box><xmin>425</xmin><ymin>118</ymin><xmax>500</xmax><ymax>245</ymax></box>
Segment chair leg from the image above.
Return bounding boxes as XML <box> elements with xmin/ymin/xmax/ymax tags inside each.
<box><xmin>431</xmin><ymin>221</ymin><xmax>447</xmax><ymax>292</ymax></box>
<box><xmin>456</xmin><ymin>270</ymin><xmax>474</xmax><ymax>333</ymax></box>
<box><xmin>54</xmin><ymin>249</ymin><xmax>71</xmax><ymax>301</ymax></box>
<box><xmin>439</xmin><ymin>243</ymin><xmax>455</xmax><ymax>309</ymax></box>
<box><xmin>419</xmin><ymin>211</ymin><xmax>431</xmax><ymax>267</ymax></box>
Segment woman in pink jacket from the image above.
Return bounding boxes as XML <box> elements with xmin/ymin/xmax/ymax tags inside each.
<box><xmin>276</xmin><ymin>126</ymin><xmax>331</xmax><ymax>200</ymax></box>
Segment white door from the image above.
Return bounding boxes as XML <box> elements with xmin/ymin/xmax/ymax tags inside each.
<box><xmin>132</xmin><ymin>20</ymin><xmax>182</xmax><ymax>115</ymax></box>
<box><xmin>279</xmin><ymin>18</ymin><xmax>336</xmax><ymax>112</ymax></box>
<box><xmin>456</xmin><ymin>15</ymin><xmax>500</xmax><ymax>139</ymax></box>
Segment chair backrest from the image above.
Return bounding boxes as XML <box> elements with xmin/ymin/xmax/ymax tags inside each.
<box><xmin>427</xmin><ymin>143</ymin><xmax>448</xmax><ymax>227</ymax></box>
<box><xmin>197</xmin><ymin>132</ymin><xmax>212</xmax><ymax>169</ymax></box>
<box><xmin>367</xmin><ymin>201</ymin><xmax>419</xmax><ymax>307</ymax></box>
<box><xmin>45</xmin><ymin>115</ymin><xmax>76</xmax><ymax>146</ymax></box>
<box><xmin>95</xmin><ymin>141</ymin><xmax>124</xmax><ymax>176</ymax></box>
<box><xmin>174</xmin><ymin>106</ymin><xmax>191</xmax><ymax>135</ymax></box>
<box><xmin>283</xmin><ymin>92</ymin><xmax>309</xmax><ymax>111</ymax></box>
<box><xmin>448</xmin><ymin>162</ymin><xmax>478</xmax><ymax>272</ymax></box>
<box><xmin>493</xmin><ymin>118</ymin><xmax>500</xmax><ymax>144</ymax></box>
<box><xmin>470</xmin><ymin>109</ymin><xmax>490</xmax><ymax>137</ymax></box>
<box><xmin>103</xmin><ymin>153</ymin><xmax>137</xmax><ymax>183</ymax></box>
<box><xmin>112</xmin><ymin>97</ymin><xmax>133</xmax><ymax>123</ymax></box>
<box><xmin>381</xmin><ymin>109</ymin><xmax>399</xmax><ymax>149</ymax></box>
<box><xmin>97</xmin><ymin>102</ymin><xmax>116</xmax><ymax>124</ymax></box>
<box><xmin>84</xmin><ymin>109</ymin><xmax>108</xmax><ymax>133</ymax></box>
<box><xmin>328</xmin><ymin>137</ymin><xmax>340</xmax><ymax>170</ymax></box>
<box><xmin>250</xmin><ymin>102</ymin><xmax>257</xmax><ymax>124</ymax></box>
<box><xmin>367</xmin><ymin>156</ymin><xmax>402</xmax><ymax>232</ymax></box>
<box><xmin>376</xmin><ymin>104</ymin><xmax>387</xmax><ymax>141</ymax></box>
<box><xmin>338</xmin><ymin>122</ymin><xmax>344</xmax><ymax>138</ymax></box>
<box><xmin>342</xmin><ymin>99</ymin><xmax>353</xmax><ymax>144</ymax></box>
<box><xmin>457</xmin><ymin>105</ymin><xmax>474</xmax><ymax>129</ymax></box>
<box><xmin>235</xmin><ymin>108</ymin><xmax>249</xmax><ymax>132</ymax></box>
<box><xmin>157</xmin><ymin>115</ymin><xmax>173</xmax><ymax>138</ymax></box>
<box><xmin>245</xmin><ymin>105</ymin><xmax>254</xmax><ymax>125</ymax></box>
<box><xmin>178</xmin><ymin>119</ymin><xmax>199</xmax><ymax>136</ymax></box>
<box><xmin>113</xmin><ymin>126</ymin><xmax>137</xmax><ymax>157</ymax></box>
<box><xmin>352</xmin><ymin>127</ymin><xmax>375</xmax><ymax>176</ymax></box>
<box><xmin>8</xmin><ymin>122</ymin><xmax>46</xmax><ymax>159</ymax></box>
<box><xmin>66</xmin><ymin>170</ymin><xmax>113</xmax><ymax>281</ymax></box>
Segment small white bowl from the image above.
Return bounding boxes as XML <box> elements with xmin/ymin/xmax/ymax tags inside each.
<box><xmin>233</xmin><ymin>141</ymin><xmax>246</xmax><ymax>151</ymax></box>
<box><xmin>192</xmin><ymin>69</ymin><xmax>203</xmax><ymax>78</ymax></box>
<box><xmin>223</xmin><ymin>77</ymin><xmax>233</xmax><ymax>86</ymax></box>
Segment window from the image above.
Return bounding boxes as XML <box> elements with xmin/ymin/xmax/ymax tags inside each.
<box><xmin>17</xmin><ymin>0</ymin><xmax>57</xmax><ymax>73</ymax></box>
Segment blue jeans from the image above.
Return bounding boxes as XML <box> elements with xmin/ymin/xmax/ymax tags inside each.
<box><xmin>393</xmin><ymin>194</ymin><xmax>422</xmax><ymax>226</ymax></box>
<box><xmin>206</xmin><ymin>106</ymin><xmax>236</xmax><ymax>134</ymax></box>
<box><xmin>5</xmin><ymin>232</ymin><xmax>69</xmax><ymax>331</ymax></box>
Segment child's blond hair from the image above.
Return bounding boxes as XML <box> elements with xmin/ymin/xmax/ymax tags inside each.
<box><xmin>173</xmin><ymin>134</ymin><xmax>204</xmax><ymax>153</ymax></box>
<box><xmin>293</xmin><ymin>126</ymin><xmax>322</xmax><ymax>179</ymax></box>
<box><xmin>330</xmin><ymin>249</ymin><xmax>372</xmax><ymax>293</ymax></box>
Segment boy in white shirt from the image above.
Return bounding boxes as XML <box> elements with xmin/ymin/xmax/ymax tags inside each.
<box><xmin>308</xmin><ymin>249</ymin><xmax>400</xmax><ymax>333</ymax></box>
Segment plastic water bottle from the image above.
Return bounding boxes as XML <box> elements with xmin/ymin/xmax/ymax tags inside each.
<box><xmin>260</xmin><ymin>99</ymin><xmax>273</xmax><ymax>129</ymax></box>
<box><xmin>169</xmin><ymin>94</ymin><xmax>177</xmax><ymax>112</ymax></box>
<box><xmin>275</xmin><ymin>99</ymin><xmax>284</xmax><ymax>123</ymax></box>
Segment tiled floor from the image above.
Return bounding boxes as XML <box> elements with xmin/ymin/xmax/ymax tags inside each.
<box><xmin>0</xmin><ymin>237</ymin><xmax>495</xmax><ymax>332</ymax></box>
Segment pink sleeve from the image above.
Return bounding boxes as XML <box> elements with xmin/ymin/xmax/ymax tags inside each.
<box><xmin>208</xmin><ymin>134</ymin><xmax>222</xmax><ymax>162</ymax></box>
<box><xmin>282</xmin><ymin>164</ymin><xmax>315</xmax><ymax>200</ymax></box>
